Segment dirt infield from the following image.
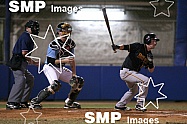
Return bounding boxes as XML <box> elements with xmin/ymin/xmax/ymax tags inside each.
<box><xmin>0</xmin><ymin>101</ymin><xmax>187</xmax><ymax>124</ymax></box>
<box><xmin>0</xmin><ymin>108</ymin><xmax>187</xmax><ymax>124</ymax></box>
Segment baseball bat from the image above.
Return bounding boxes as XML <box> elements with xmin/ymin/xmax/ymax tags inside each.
<box><xmin>102</xmin><ymin>7</ymin><xmax>117</xmax><ymax>53</ymax></box>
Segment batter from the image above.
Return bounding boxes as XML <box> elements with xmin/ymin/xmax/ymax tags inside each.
<box><xmin>112</xmin><ymin>33</ymin><xmax>159</xmax><ymax>111</ymax></box>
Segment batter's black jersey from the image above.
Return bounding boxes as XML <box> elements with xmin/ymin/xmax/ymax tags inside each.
<box><xmin>121</xmin><ymin>43</ymin><xmax>151</xmax><ymax>72</ymax></box>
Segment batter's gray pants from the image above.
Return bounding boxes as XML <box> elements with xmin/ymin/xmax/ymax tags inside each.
<box><xmin>8</xmin><ymin>61</ymin><xmax>34</xmax><ymax>103</ymax></box>
<box><xmin>116</xmin><ymin>68</ymin><xmax>149</xmax><ymax>107</ymax></box>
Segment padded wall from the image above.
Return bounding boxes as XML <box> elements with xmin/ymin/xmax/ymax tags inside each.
<box><xmin>174</xmin><ymin>0</ymin><xmax>187</xmax><ymax>66</ymax></box>
<box><xmin>1</xmin><ymin>65</ymin><xmax>187</xmax><ymax>101</ymax></box>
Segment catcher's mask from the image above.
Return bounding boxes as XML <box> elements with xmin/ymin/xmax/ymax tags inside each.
<box><xmin>144</xmin><ymin>33</ymin><xmax>159</xmax><ymax>44</ymax></box>
<box><xmin>56</xmin><ymin>22</ymin><xmax>72</xmax><ymax>35</ymax></box>
<box><xmin>25</xmin><ymin>20</ymin><xmax>40</xmax><ymax>35</ymax></box>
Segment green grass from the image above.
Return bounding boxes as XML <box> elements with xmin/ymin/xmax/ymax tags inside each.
<box><xmin>1</xmin><ymin>101</ymin><xmax>187</xmax><ymax>110</ymax></box>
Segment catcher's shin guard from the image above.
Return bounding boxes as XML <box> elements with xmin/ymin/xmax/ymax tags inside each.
<box><xmin>30</xmin><ymin>88</ymin><xmax>52</xmax><ymax>109</ymax></box>
<box><xmin>68</xmin><ymin>76</ymin><xmax>84</xmax><ymax>102</ymax></box>
<box><xmin>31</xmin><ymin>80</ymin><xmax>61</xmax><ymax>107</ymax></box>
<box><xmin>31</xmin><ymin>87</ymin><xmax>51</xmax><ymax>107</ymax></box>
<box><xmin>31</xmin><ymin>80</ymin><xmax>61</xmax><ymax>104</ymax></box>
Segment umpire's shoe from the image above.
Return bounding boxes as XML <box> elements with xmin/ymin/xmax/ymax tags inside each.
<box><xmin>114</xmin><ymin>106</ymin><xmax>131</xmax><ymax>111</ymax></box>
<box><xmin>135</xmin><ymin>105</ymin><xmax>147</xmax><ymax>112</ymax></box>
<box><xmin>6</xmin><ymin>102</ymin><xmax>21</xmax><ymax>110</ymax></box>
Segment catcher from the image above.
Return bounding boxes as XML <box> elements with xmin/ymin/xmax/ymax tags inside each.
<box><xmin>30</xmin><ymin>22</ymin><xmax>84</xmax><ymax>109</ymax></box>
<box><xmin>112</xmin><ymin>33</ymin><xmax>159</xmax><ymax>112</ymax></box>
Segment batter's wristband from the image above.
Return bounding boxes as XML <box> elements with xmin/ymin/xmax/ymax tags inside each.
<box><xmin>116</xmin><ymin>45</ymin><xmax>120</xmax><ymax>49</ymax></box>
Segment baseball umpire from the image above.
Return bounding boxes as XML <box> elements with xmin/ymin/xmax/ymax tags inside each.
<box><xmin>6</xmin><ymin>20</ymin><xmax>40</xmax><ymax>110</ymax></box>
<box><xmin>112</xmin><ymin>33</ymin><xmax>159</xmax><ymax>112</ymax></box>
<box><xmin>30</xmin><ymin>22</ymin><xmax>84</xmax><ymax>109</ymax></box>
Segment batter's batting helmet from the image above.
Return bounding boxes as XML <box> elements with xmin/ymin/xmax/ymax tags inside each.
<box><xmin>143</xmin><ymin>33</ymin><xmax>159</xmax><ymax>44</ymax></box>
<box><xmin>25</xmin><ymin>20</ymin><xmax>40</xmax><ymax>35</ymax></box>
<box><xmin>56</xmin><ymin>22</ymin><xmax>72</xmax><ymax>35</ymax></box>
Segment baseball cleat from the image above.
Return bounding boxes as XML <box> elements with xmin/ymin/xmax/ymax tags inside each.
<box><xmin>6</xmin><ymin>102</ymin><xmax>21</xmax><ymax>110</ymax></box>
<box><xmin>29</xmin><ymin>103</ymin><xmax>42</xmax><ymax>109</ymax></box>
<box><xmin>114</xmin><ymin>106</ymin><xmax>131</xmax><ymax>111</ymax></box>
<box><xmin>135</xmin><ymin>105</ymin><xmax>147</xmax><ymax>112</ymax></box>
<box><xmin>64</xmin><ymin>102</ymin><xmax>81</xmax><ymax>109</ymax></box>
<box><xmin>20</xmin><ymin>102</ymin><xmax>30</xmax><ymax>108</ymax></box>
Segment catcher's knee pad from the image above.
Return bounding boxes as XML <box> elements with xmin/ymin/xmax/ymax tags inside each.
<box><xmin>77</xmin><ymin>76</ymin><xmax>84</xmax><ymax>84</ymax></box>
<box><xmin>48</xmin><ymin>80</ymin><xmax>62</xmax><ymax>94</ymax></box>
<box><xmin>70</xmin><ymin>76</ymin><xmax>84</xmax><ymax>91</ymax></box>
<box><xmin>72</xmin><ymin>76</ymin><xmax>84</xmax><ymax>92</ymax></box>
<box><xmin>77</xmin><ymin>76</ymin><xmax>84</xmax><ymax>90</ymax></box>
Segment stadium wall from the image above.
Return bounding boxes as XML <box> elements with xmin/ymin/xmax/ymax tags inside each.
<box><xmin>0</xmin><ymin>65</ymin><xmax>187</xmax><ymax>101</ymax></box>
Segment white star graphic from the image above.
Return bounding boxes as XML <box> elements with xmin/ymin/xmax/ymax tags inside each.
<box><xmin>25</xmin><ymin>25</ymin><xmax>75</xmax><ymax>74</ymax></box>
<box><xmin>149</xmin><ymin>0</ymin><xmax>174</xmax><ymax>17</ymax></box>
<box><xmin>20</xmin><ymin>107</ymin><xmax>42</xmax><ymax>124</ymax></box>
<box><xmin>134</xmin><ymin>77</ymin><xmax>167</xmax><ymax>109</ymax></box>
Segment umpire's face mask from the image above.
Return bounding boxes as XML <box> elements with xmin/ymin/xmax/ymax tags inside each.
<box><xmin>31</xmin><ymin>26</ymin><xmax>40</xmax><ymax>35</ymax></box>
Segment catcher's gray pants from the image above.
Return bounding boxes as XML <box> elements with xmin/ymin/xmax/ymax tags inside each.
<box><xmin>8</xmin><ymin>61</ymin><xmax>34</xmax><ymax>103</ymax></box>
<box><xmin>116</xmin><ymin>68</ymin><xmax>149</xmax><ymax>107</ymax></box>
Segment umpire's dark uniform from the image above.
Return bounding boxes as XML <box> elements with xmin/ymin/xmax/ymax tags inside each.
<box><xmin>7</xmin><ymin>31</ymin><xmax>34</xmax><ymax>109</ymax></box>
<box><xmin>6</xmin><ymin>20</ymin><xmax>39</xmax><ymax>109</ymax></box>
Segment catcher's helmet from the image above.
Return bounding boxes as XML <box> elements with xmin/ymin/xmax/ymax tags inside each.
<box><xmin>25</xmin><ymin>20</ymin><xmax>40</xmax><ymax>35</ymax></box>
<box><xmin>56</xmin><ymin>22</ymin><xmax>72</xmax><ymax>35</ymax></box>
<box><xmin>143</xmin><ymin>33</ymin><xmax>159</xmax><ymax>44</ymax></box>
